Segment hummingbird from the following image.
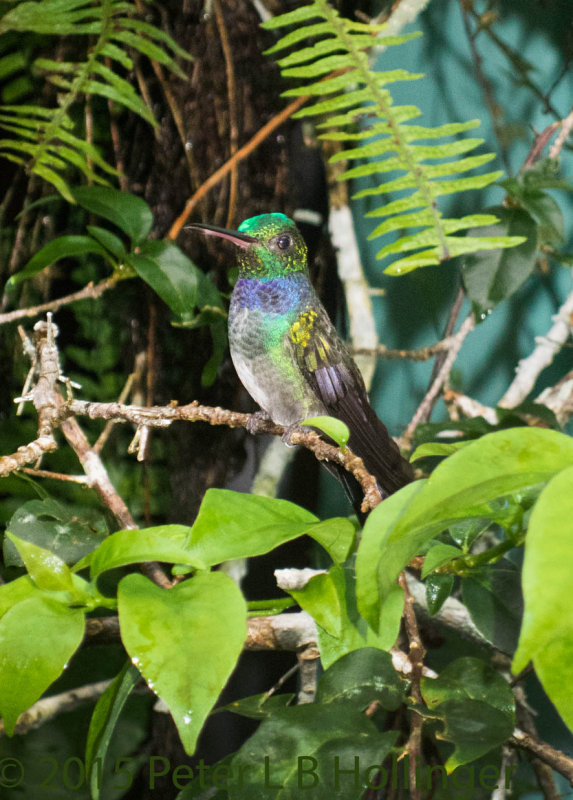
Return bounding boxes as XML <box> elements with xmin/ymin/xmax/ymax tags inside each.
<box><xmin>188</xmin><ymin>213</ymin><xmax>413</xmax><ymax>512</ymax></box>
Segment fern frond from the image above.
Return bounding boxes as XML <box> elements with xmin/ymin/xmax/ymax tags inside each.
<box><xmin>0</xmin><ymin>0</ymin><xmax>189</xmax><ymax>199</ymax></box>
<box><xmin>264</xmin><ymin>1</ymin><xmax>523</xmax><ymax>274</ymax></box>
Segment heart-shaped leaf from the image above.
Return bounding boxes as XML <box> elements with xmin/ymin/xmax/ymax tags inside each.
<box><xmin>118</xmin><ymin>572</ymin><xmax>246</xmax><ymax>754</ymax></box>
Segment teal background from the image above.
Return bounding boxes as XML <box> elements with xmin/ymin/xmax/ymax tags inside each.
<box><xmin>351</xmin><ymin>0</ymin><xmax>572</xmax><ymax>435</ymax></box>
<box><xmin>332</xmin><ymin>3</ymin><xmax>573</xmax><ymax>792</ymax></box>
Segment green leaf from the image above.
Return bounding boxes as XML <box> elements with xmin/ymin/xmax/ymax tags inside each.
<box><xmin>462</xmin><ymin>564</ymin><xmax>523</xmax><ymax>654</ymax></box>
<box><xmin>461</xmin><ymin>207</ymin><xmax>538</xmax><ymax>312</ymax></box>
<box><xmin>521</xmin><ymin>190</ymin><xmax>565</xmax><ymax>247</ymax></box>
<box><xmin>316</xmin><ymin>648</ymin><xmax>405</xmax><ymax>711</ymax></box>
<box><xmin>288</xmin><ymin>572</ymin><xmax>343</xmax><ymax>638</ymax></box>
<box><xmin>85</xmin><ymin>660</ymin><xmax>140</xmax><ymax>800</ymax></box>
<box><xmin>513</xmin><ymin>465</ymin><xmax>573</xmax><ymax>730</ymax></box>
<box><xmin>0</xmin><ymin>596</ymin><xmax>85</xmax><ymax>735</ymax></box>
<box><xmin>425</xmin><ymin>573</ymin><xmax>454</xmax><ymax>615</ymax></box>
<box><xmin>410</xmin><ymin>441</ymin><xmax>470</xmax><ymax>461</ymax></box>
<box><xmin>228</xmin><ymin>704</ymin><xmax>397</xmax><ymax>800</ymax></box>
<box><xmin>358</xmin><ymin>428</ymin><xmax>573</xmax><ymax>614</ymax></box>
<box><xmin>86</xmin><ymin>525</ymin><xmax>204</xmax><ymax>580</ymax></box>
<box><xmin>421</xmin><ymin>657</ymin><xmax>514</xmax><ymax>771</ymax></box>
<box><xmin>118</xmin><ymin>572</ymin><xmax>246</xmax><ymax>755</ymax></box>
<box><xmin>300</xmin><ymin>415</ymin><xmax>350</xmax><ymax>450</ymax></box>
<box><xmin>127</xmin><ymin>242</ymin><xmax>201</xmax><ymax>322</ymax></box>
<box><xmin>9</xmin><ymin>235</ymin><xmax>109</xmax><ymax>284</ymax></box>
<box><xmin>519</xmin><ymin>158</ymin><xmax>573</xmax><ymax>191</ymax></box>
<box><xmin>6</xmin><ymin>532</ymin><xmax>75</xmax><ymax>593</ymax></box>
<box><xmin>186</xmin><ymin>489</ymin><xmax>352</xmax><ymax>566</ymax></box>
<box><xmin>421</xmin><ymin>543</ymin><xmax>461</xmax><ymax>577</ymax></box>
<box><xmin>82</xmin><ymin>77</ymin><xmax>155</xmax><ymax>125</ymax></box>
<box><xmin>449</xmin><ymin>518</ymin><xmax>491</xmax><ymax>551</ymax></box>
<box><xmin>0</xmin><ymin>576</ymin><xmax>38</xmax><ymax>621</ymax></box>
<box><xmin>86</xmin><ymin>225</ymin><xmax>126</xmax><ymax>260</ymax></box>
<box><xmin>219</xmin><ymin>692</ymin><xmax>295</xmax><ymax>719</ymax></box>
<box><xmin>356</xmin><ymin>480</ymin><xmax>424</xmax><ymax>628</ymax></box>
<box><xmin>5</xmin><ymin>497</ymin><xmax>108</xmax><ymax>566</ymax></box>
<box><xmin>306</xmin><ymin>518</ymin><xmax>356</xmax><ymax>564</ymax></box>
<box><xmin>261</xmin><ymin>4</ymin><xmax>323</xmax><ymax>28</ymax></box>
<box><xmin>301</xmin><ymin>564</ymin><xmax>403</xmax><ymax>668</ymax></box>
<box><xmin>71</xmin><ymin>186</ymin><xmax>153</xmax><ymax>244</ymax></box>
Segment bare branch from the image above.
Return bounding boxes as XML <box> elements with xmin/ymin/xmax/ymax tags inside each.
<box><xmin>499</xmin><ymin>289</ymin><xmax>573</xmax><ymax>409</ymax></box>
<box><xmin>548</xmin><ymin>106</ymin><xmax>573</xmax><ymax>159</ymax></box>
<box><xmin>0</xmin><ymin>277</ymin><xmax>119</xmax><ymax>326</ymax></box>
<box><xmin>58</xmin><ymin>398</ymin><xmax>383</xmax><ymax>512</ymax></box>
<box><xmin>403</xmin><ymin>313</ymin><xmax>476</xmax><ymax>442</ymax></box>
<box><xmin>511</xmin><ymin>729</ymin><xmax>573</xmax><ymax>787</ymax></box>
<box><xmin>0</xmin><ymin>680</ymin><xmax>112</xmax><ymax>738</ymax></box>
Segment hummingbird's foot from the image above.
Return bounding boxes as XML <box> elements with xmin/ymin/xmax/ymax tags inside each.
<box><xmin>281</xmin><ymin>421</ymin><xmax>312</xmax><ymax>447</ymax></box>
<box><xmin>246</xmin><ymin>409</ymin><xmax>272</xmax><ymax>435</ymax></box>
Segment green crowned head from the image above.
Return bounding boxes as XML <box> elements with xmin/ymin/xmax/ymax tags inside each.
<box><xmin>236</xmin><ymin>213</ymin><xmax>308</xmax><ymax>278</ymax></box>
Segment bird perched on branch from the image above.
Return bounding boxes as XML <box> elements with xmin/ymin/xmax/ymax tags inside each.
<box><xmin>188</xmin><ymin>213</ymin><xmax>413</xmax><ymax>515</ymax></box>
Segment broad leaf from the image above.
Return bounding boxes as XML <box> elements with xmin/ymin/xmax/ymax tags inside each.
<box><xmin>462</xmin><ymin>563</ymin><xmax>523</xmax><ymax>654</ymax></box>
<box><xmin>228</xmin><ymin>704</ymin><xmax>397</xmax><ymax>800</ymax></box>
<box><xmin>0</xmin><ymin>596</ymin><xmax>85</xmax><ymax>734</ymax></box>
<box><xmin>357</xmin><ymin>428</ymin><xmax>573</xmax><ymax>623</ymax></box>
<box><xmin>86</xmin><ymin>525</ymin><xmax>205</xmax><ymax>580</ymax></box>
<box><xmin>71</xmin><ymin>186</ymin><xmax>153</xmax><ymax>244</ymax></box>
<box><xmin>186</xmin><ymin>489</ymin><xmax>354</xmax><ymax>566</ymax></box>
<box><xmin>219</xmin><ymin>692</ymin><xmax>294</xmax><ymax>719</ymax></box>
<box><xmin>0</xmin><ymin>575</ymin><xmax>38</xmax><ymax>620</ymax></box>
<box><xmin>118</xmin><ymin>572</ymin><xmax>246</xmax><ymax>754</ymax></box>
<box><xmin>5</xmin><ymin>497</ymin><xmax>107</xmax><ymax>566</ymax></box>
<box><xmin>461</xmin><ymin>207</ymin><xmax>537</xmax><ymax>314</ymax></box>
<box><xmin>356</xmin><ymin>480</ymin><xmax>424</xmax><ymax>628</ymax></box>
<box><xmin>6</xmin><ymin>532</ymin><xmax>75</xmax><ymax>592</ymax></box>
<box><xmin>127</xmin><ymin>242</ymin><xmax>202</xmax><ymax>322</ymax></box>
<box><xmin>421</xmin><ymin>543</ymin><xmax>461</xmax><ymax>578</ymax></box>
<box><xmin>316</xmin><ymin>647</ymin><xmax>405</xmax><ymax>711</ymax></box>
<box><xmin>86</xmin><ymin>224</ymin><xmax>127</xmax><ymax>260</ymax></box>
<box><xmin>421</xmin><ymin>657</ymin><xmax>515</xmax><ymax>771</ymax></box>
<box><xmin>9</xmin><ymin>235</ymin><xmax>109</xmax><ymax>284</ymax></box>
<box><xmin>449</xmin><ymin>518</ymin><xmax>491</xmax><ymax>551</ymax></box>
<box><xmin>513</xmin><ymin>465</ymin><xmax>573</xmax><ymax>730</ymax></box>
<box><xmin>295</xmin><ymin>564</ymin><xmax>403</xmax><ymax>668</ymax></box>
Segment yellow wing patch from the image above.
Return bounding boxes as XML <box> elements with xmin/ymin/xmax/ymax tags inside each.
<box><xmin>289</xmin><ymin>310</ymin><xmax>317</xmax><ymax>349</ymax></box>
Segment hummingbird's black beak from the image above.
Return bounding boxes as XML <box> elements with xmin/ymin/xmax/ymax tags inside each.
<box><xmin>186</xmin><ymin>223</ymin><xmax>257</xmax><ymax>250</ymax></box>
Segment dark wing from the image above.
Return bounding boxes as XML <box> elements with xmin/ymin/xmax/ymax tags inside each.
<box><xmin>288</xmin><ymin>303</ymin><xmax>413</xmax><ymax>498</ymax></box>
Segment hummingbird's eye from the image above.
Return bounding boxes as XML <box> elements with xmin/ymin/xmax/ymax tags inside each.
<box><xmin>276</xmin><ymin>234</ymin><xmax>292</xmax><ymax>250</ymax></box>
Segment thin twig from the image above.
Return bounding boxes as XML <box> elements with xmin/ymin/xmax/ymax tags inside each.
<box><xmin>167</xmin><ymin>94</ymin><xmax>309</xmax><ymax>240</ymax></box>
<box><xmin>459</xmin><ymin>2</ymin><xmax>509</xmax><ymax>170</ymax></box>
<box><xmin>0</xmin><ymin>680</ymin><xmax>112</xmax><ymax>738</ymax></box>
<box><xmin>548</xmin><ymin>106</ymin><xmax>573</xmax><ymax>159</ymax></box>
<box><xmin>471</xmin><ymin>9</ymin><xmax>562</xmax><ymax>121</ymax></box>
<box><xmin>0</xmin><ymin>277</ymin><xmax>120</xmax><ymax>326</ymax></box>
<box><xmin>511</xmin><ymin>729</ymin><xmax>573</xmax><ymax>787</ymax></box>
<box><xmin>214</xmin><ymin>0</ymin><xmax>240</xmax><ymax>228</ymax></box>
<box><xmin>515</xmin><ymin>694</ymin><xmax>562</xmax><ymax>799</ymax></box>
<box><xmin>21</xmin><ymin>467</ymin><xmax>89</xmax><ymax>484</ymax></box>
<box><xmin>399</xmin><ymin>572</ymin><xmax>425</xmax><ymax>800</ymax></box>
<box><xmin>403</xmin><ymin>313</ymin><xmax>476</xmax><ymax>442</ymax></box>
<box><xmin>522</xmin><ymin>123</ymin><xmax>560</xmax><ymax>170</ymax></box>
<box><xmin>59</xmin><ymin>416</ymin><xmax>171</xmax><ymax>590</ymax></box>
